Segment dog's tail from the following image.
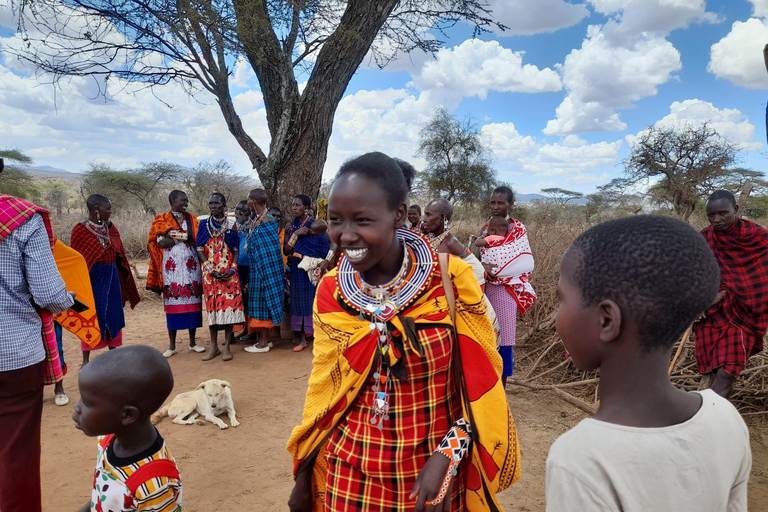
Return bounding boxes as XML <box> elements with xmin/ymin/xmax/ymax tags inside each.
<box><xmin>151</xmin><ymin>404</ymin><xmax>170</xmax><ymax>425</ymax></box>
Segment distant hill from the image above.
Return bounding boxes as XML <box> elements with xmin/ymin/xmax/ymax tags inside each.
<box><xmin>21</xmin><ymin>165</ymin><xmax>79</xmax><ymax>177</ymax></box>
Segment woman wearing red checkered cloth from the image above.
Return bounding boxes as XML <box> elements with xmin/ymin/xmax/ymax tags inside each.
<box><xmin>70</xmin><ymin>195</ymin><xmax>140</xmax><ymax>366</ymax></box>
<box><xmin>287</xmin><ymin>153</ymin><xmax>520</xmax><ymax>512</ymax></box>
<box><xmin>694</xmin><ymin>190</ymin><xmax>768</xmax><ymax>399</ymax></box>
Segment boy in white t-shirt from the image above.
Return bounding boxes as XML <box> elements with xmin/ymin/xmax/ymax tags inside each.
<box><xmin>547</xmin><ymin>215</ymin><xmax>751</xmax><ymax>512</ymax></box>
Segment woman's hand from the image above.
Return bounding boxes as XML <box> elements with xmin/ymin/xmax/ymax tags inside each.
<box><xmin>482</xmin><ymin>263</ymin><xmax>497</xmax><ymax>280</ymax></box>
<box><xmin>410</xmin><ymin>452</ymin><xmax>452</xmax><ymax>512</ymax></box>
<box><xmin>295</xmin><ymin>226</ymin><xmax>310</xmax><ymax>237</ymax></box>
<box><xmin>158</xmin><ymin>237</ymin><xmax>176</xmax><ymax>249</ymax></box>
<box><xmin>288</xmin><ymin>469</ymin><xmax>313</xmax><ymax>512</ymax></box>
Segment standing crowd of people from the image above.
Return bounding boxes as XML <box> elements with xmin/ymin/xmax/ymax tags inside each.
<box><xmin>0</xmin><ymin>149</ymin><xmax>761</xmax><ymax>511</ymax></box>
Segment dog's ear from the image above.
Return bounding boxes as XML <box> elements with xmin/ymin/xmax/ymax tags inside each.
<box><xmin>196</xmin><ymin>382</ymin><xmax>206</xmax><ymax>390</ymax></box>
<box><xmin>221</xmin><ymin>380</ymin><xmax>231</xmax><ymax>388</ymax></box>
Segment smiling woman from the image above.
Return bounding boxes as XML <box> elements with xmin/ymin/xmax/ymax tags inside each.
<box><xmin>287</xmin><ymin>152</ymin><xmax>521</xmax><ymax>512</ymax></box>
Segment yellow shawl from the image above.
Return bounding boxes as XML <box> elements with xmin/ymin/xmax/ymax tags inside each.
<box><xmin>52</xmin><ymin>239</ymin><xmax>101</xmax><ymax>348</ymax></box>
<box><xmin>286</xmin><ymin>254</ymin><xmax>520</xmax><ymax>511</ymax></box>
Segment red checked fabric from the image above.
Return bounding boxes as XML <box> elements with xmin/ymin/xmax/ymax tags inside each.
<box><xmin>694</xmin><ymin>218</ymin><xmax>768</xmax><ymax>377</ymax></box>
<box><xmin>324</xmin><ymin>326</ymin><xmax>465</xmax><ymax>510</ymax></box>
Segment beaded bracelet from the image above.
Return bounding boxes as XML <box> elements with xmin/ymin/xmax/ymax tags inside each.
<box><xmin>325</xmin><ymin>249</ymin><xmax>335</xmax><ymax>262</ymax></box>
<box><xmin>429</xmin><ymin>419</ymin><xmax>472</xmax><ymax>506</ymax></box>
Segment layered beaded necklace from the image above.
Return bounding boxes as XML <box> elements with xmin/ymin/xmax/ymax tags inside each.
<box><xmin>85</xmin><ymin>220</ymin><xmax>111</xmax><ymax>247</ymax></box>
<box><xmin>337</xmin><ymin>229</ymin><xmax>436</xmax><ymax>429</ymax></box>
<box><xmin>206</xmin><ymin>216</ymin><xmax>228</xmax><ymax>238</ymax></box>
<box><xmin>428</xmin><ymin>229</ymin><xmax>450</xmax><ymax>251</ymax></box>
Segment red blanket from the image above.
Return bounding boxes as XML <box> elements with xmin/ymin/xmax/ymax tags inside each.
<box><xmin>70</xmin><ymin>222</ymin><xmax>141</xmax><ymax>309</ymax></box>
<box><xmin>0</xmin><ymin>194</ymin><xmax>63</xmax><ymax>384</ymax></box>
<box><xmin>694</xmin><ymin>218</ymin><xmax>768</xmax><ymax>376</ymax></box>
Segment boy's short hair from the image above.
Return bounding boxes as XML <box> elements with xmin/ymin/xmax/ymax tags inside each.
<box><xmin>570</xmin><ymin>215</ymin><xmax>720</xmax><ymax>351</ymax></box>
<box><xmin>85</xmin><ymin>345</ymin><xmax>174</xmax><ymax>418</ymax></box>
<box><xmin>488</xmin><ymin>216</ymin><xmax>509</xmax><ymax>231</ymax></box>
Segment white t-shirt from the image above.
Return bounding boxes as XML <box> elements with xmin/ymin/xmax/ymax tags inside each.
<box><xmin>545</xmin><ymin>390</ymin><xmax>751</xmax><ymax>512</ymax></box>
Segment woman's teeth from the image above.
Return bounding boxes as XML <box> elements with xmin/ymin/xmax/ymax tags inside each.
<box><xmin>345</xmin><ymin>248</ymin><xmax>368</xmax><ymax>259</ymax></box>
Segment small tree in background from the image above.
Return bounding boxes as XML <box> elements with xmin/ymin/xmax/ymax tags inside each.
<box><xmin>181</xmin><ymin>160</ymin><xmax>256</xmax><ymax>214</ymax></box>
<box><xmin>0</xmin><ymin>148</ymin><xmax>39</xmax><ymax>200</ymax></box>
<box><xmin>623</xmin><ymin>123</ymin><xmax>741</xmax><ymax>221</ymax></box>
<box><xmin>417</xmin><ymin>107</ymin><xmax>496</xmax><ymax>206</ymax></box>
<box><xmin>541</xmin><ymin>187</ymin><xmax>583</xmax><ymax>206</ymax></box>
<box><xmin>81</xmin><ymin>162</ymin><xmax>182</xmax><ymax>215</ymax></box>
<box><xmin>42</xmin><ymin>183</ymin><xmax>69</xmax><ymax>217</ymax></box>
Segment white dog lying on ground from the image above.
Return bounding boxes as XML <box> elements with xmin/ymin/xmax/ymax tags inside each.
<box><xmin>151</xmin><ymin>379</ymin><xmax>239</xmax><ymax>430</ymax></box>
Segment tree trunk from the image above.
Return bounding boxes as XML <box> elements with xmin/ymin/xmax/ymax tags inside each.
<box><xmin>229</xmin><ymin>0</ymin><xmax>400</xmax><ymax>211</ymax></box>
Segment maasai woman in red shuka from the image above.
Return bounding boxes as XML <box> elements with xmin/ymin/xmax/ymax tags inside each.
<box><xmin>694</xmin><ymin>190</ymin><xmax>768</xmax><ymax>399</ymax></box>
<box><xmin>287</xmin><ymin>153</ymin><xmax>519</xmax><ymax>512</ymax></box>
<box><xmin>70</xmin><ymin>194</ymin><xmax>140</xmax><ymax>365</ymax></box>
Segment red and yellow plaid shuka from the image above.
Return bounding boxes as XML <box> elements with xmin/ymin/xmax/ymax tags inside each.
<box><xmin>287</xmin><ymin>254</ymin><xmax>520</xmax><ymax>511</ymax></box>
<box><xmin>0</xmin><ymin>194</ymin><xmax>63</xmax><ymax>384</ymax></box>
<box><xmin>694</xmin><ymin>218</ymin><xmax>768</xmax><ymax>377</ymax></box>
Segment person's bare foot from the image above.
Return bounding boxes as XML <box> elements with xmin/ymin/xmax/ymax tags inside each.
<box><xmin>202</xmin><ymin>347</ymin><xmax>221</xmax><ymax>361</ymax></box>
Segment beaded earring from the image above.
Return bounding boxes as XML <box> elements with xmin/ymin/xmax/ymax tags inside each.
<box><xmin>96</xmin><ymin>210</ymin><xmax>101</xmax><ymax>223</ymax></box>
<box><xmin>443</xmin><ymin>216</ymin><xmax>449</xmax><ymax>230</ymax></box>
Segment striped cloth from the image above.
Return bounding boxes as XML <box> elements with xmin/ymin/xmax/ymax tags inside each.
<box><xmin>0</xmin><ymin>195</ymin><xmax>70</xmax><ymax>383</ymax></box>
<box><xmin>92</xmin><ymin>433</ymin><xmax>182</xmax><ymax>511</ymax></box>
<box><xmin>325</xmin><ymin>327</ymin><xmax>464</xmax><ymax>510</ymax></box>
<box><xmin>245</xmin><ymin>215</ymin><xmax>284</xmax><ymax>326</ymax></box>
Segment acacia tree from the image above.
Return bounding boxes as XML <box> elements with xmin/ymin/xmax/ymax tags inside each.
<box><xmin>540</xmin><ymin>187</ymin><xmax>583</xmax><ymax>206</ymax></box>
<box><xmin>417</xmin><ymin>107</ymin><xmax>496</xmax><ymax>205</ymax></box>
<box><xmin>0</xmin><ymin>148</ymin><xmax>38</xmax><ymax>200</ymax></box>
<box><xmin>81</xmin><ymin>162</ymin><xmax>182</xmax><ymax>215</ymax></box>
<box><xmin>623</xmin><ymin>123</ymin><xmax>740</xmax><ymax>221</ymax></box>
<box><xmin>11</xmin><ymin>1</ymin><xmax>504</xmax><ymax>204</ymax></box>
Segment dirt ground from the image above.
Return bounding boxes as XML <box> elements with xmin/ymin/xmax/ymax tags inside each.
<box><xmin>41</xmin><ymin>297</ymin><xmax>768</xmax><ymax>511</ymax></box>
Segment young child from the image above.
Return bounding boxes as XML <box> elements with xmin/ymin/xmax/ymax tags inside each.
<box><xmin>474</xmin><ymin>215</ymin><xmax>510</xmax><ymax>247</ymax></box>
<box><xmin>73</xmin><ymin>345</ymin><xmax>181</xmax><ymax>512</ymax></box>
<box><xmin>547</xmin><ymin>215</ymin><xmax>751</xmax><ymax>511</ymax></box>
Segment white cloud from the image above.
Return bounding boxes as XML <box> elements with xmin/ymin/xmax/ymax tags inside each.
<box><xmin>488</xmin><ymin>0</ymin><xmax>590</xmax><ymax>36</ymax></box>
<box><xmin>519</xmin><ymin>135</ymin><xmax>622</xmax><ymax>178</ymax></box>
<box><xmin>587</xmin><ymin>0</ymin><xmax>717</xmax><ymax>37</ymax></box>
<box><xmin>637</xmin><ymin>99</ymin><xmax>762</xmax><ymax>151</ymax></box>
<box><xmin>0</xmin><ymin>60</ymin><xmax>262</xmax><ymax>173</ymax></box>
<box><xmin>751</xmin><ymin>0</ymin><xmax>768</xmax><ymax>18</ymax></box>
<box><xmin>232</xmin><ymin>57</ymin><xmax>255</xmax><ymax>88</ymax></box>
<box><xmin>411</xmin><ymin>40</ymin><xmax>562</xmax><ymax>103</ymax></box>
<box><xmin>545</xmin><ymin>25</ymin><xmax>681</xmax><ymax>134</ymax></box>
<box><xmin>708</xmin><ymin>18</ymin><xmax>768</xmax><ymax>89</ymax></box>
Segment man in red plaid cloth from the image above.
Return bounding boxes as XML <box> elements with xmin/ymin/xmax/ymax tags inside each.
<box><xmin>694</xmin><ymin>190</ymin><xmax>768</xmax><ymax>398</ymax></box>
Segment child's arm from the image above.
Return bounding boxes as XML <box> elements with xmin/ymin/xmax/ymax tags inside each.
<box><xmin>474</xmin><ymin>237</ymin><xmax>488</xmax><ymax>247</ymax></box>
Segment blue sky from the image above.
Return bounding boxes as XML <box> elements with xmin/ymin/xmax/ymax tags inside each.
<box><xmin>1</xmin><ymin>0</ymin><xmax>767</xmax><ymax>195</ymax></box>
